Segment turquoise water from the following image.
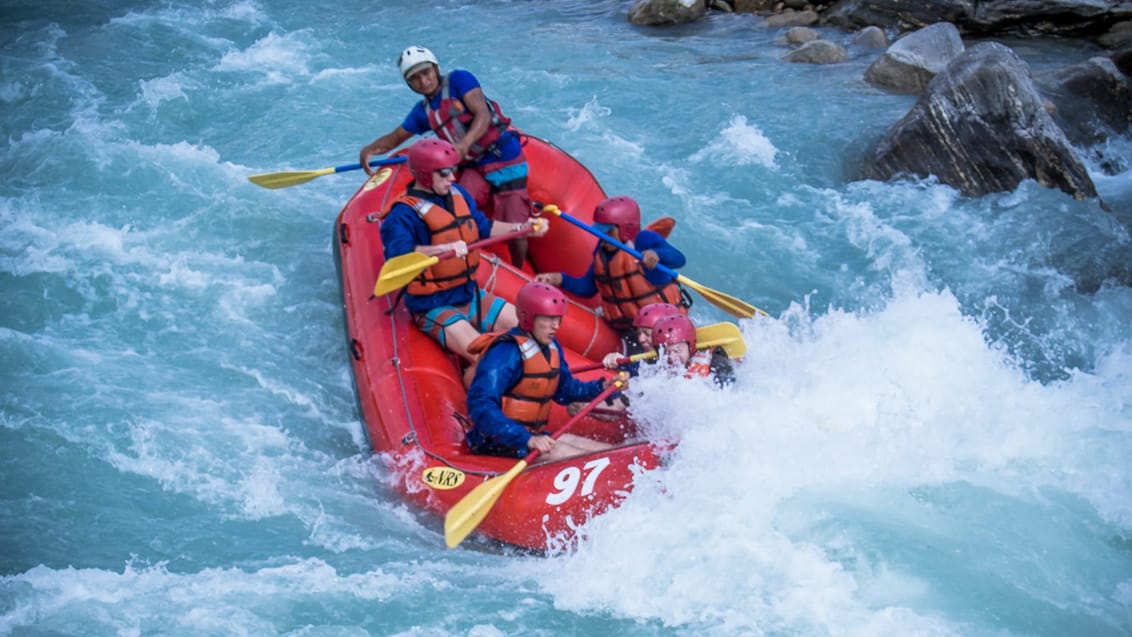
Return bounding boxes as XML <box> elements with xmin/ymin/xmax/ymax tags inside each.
<box><xmin>3</xmin><ymin>1</ymin><xmax>1131</xmax><ymax>635</ymax></box>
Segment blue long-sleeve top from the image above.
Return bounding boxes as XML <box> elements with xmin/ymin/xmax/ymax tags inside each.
<box><xmin>466</xmin><ymin>328</ymin><xmax>608</xmax><ymax>458</ymax></box>
<box><xmin>558</xmin><ymin>229</ymin><xmax>686</xmax><ymax>298</ymax></box>
<box><xmin>379</xmin><ymin>184</ymin><xmax>495</xmax><ymax>315</ymax></box>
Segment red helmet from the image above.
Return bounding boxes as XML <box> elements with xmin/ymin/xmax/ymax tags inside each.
<box><xmin>633</xmin><ymin>302</ymin><xmax>682</xmax><ymax>329</ymax></box>
<box><xmin>516</xmin><ymin>282</ymin><xmax>568</xmax><ymax>331</ymax></box>
<box><xmin>651</xmin><ymin>314</ymin><xmax>696</xmax><ymax>351</ymax></box>
<box><xmin>593</xmin><ymin>196</ymin><xmax>641</xmax><ymax>242</ymax></box>
<box><xmin>408</xmin><ymin>138</ymin><xmax>458</xmax><ymax>187</ymax></box>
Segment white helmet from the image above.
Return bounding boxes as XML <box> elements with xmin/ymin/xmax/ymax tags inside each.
<box><xmin>397</xmin><ymin>45</ymin><xmax>438</xmax><ymax>81</ymax></box>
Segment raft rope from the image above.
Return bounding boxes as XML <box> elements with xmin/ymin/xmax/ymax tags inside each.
<box><xmin>478</xmin><ymin>253</ymin><xmax>604</xmax><ymax>358</ymax></box>
<box><xmin>368</xmin><ymin>220</ymin><xmax>614</xmax><ymax>478</ymax></box>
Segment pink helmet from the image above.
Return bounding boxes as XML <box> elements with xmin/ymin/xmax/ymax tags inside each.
<box><xmin>633</xmin><ymin>302</ymin><xmax>682</xmax><ymax>329</ymax></box>
<box><xmin>408</xmin><ymin>138</ymin><xmax>458</xmax><ymax>186</ymax></box>
<box><xmin>516</xmin><ymin>282</ymin><xmax>568</xmax><ymax>331</ymax></box>
<box><xmin>593</xmin><ymin>196</ymin><xmax>641</xmax><ymax>242</ymax></box>
<box><xmin>651</xmin><ymin>314</ymin><xmax>696</xmax><ymax>351</ymax></box>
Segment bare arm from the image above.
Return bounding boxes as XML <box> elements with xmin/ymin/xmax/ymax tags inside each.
<box><xmin>360</xmin><ymin>127</ymin><xmax>413</xmax><ymax>175</ymax></box>
<box><xmin>452</xmin><ymin>88</ymin><xmax>493</xmax><ymax>160</ymax></box>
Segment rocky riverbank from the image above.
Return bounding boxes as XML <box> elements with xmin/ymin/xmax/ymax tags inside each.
<box><xmin>626</xmin><ymin>0</ymin><xmax>1131</xmax><ymax>209</ymax></box>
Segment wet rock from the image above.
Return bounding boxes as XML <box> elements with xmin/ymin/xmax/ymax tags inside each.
<box><xmin>1037</xmin><ymin>56</ymin><xmax>1132</xmax><ymax>146</ymax></box>
<box><xmin>732</xmin><ymin>0</ymin><xmax>770</xmax><ymax>12</ymax></box>
<box><xmin>864</xmin><ymin>22</ymin><xmax>965</xmax><ymax>94</ymax></box>
<box><xmin>763</xmin><ymin>9</ymin><xmax>820</xmax><ymax>28</ymax></box>
<box><xmin>853</xmin><ymin>25</ymin><xmax>889</xmax><ymax>49</ymax></box>
<box><xmin>629</xmin><ymin>0</ymin><xmax>708</xmax><ymax>25</ymax></box>
<box><xmin>785</xmin><ymin>26</ymin><xmax>820</xmax><ymax>44</ymax></box>
<box><xmin>785</xmin><ymin>39</ymin><xmax>849</xmax><ymax>63</ymax></box>
<box><xmin>858</xmin><ymin>42</ymin><xmax>1097</xmax><ymax>200</ymax></box>
<box><xmin>1099</xmin><ymin>21</ymin><xmax>1132</xmax><ymax>49</ymax></box>
<box><xmin>825</xmin><ymin>0</ymin><xmax>1131</xmax><ymax>38</ymax></box>
<box><xmin>1113</xmin><ymin>43</ymin><xmax>1132</xmax><ymax>75</ymax></box>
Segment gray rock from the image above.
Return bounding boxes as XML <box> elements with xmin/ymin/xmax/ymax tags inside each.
<box><xmin>785</xmin><ymin>39</ymin><xmax>850</xmax><ymax>63</ymax></box>
<box><xmin>785</xmin><ymin>26</ymin><xmax>821</xmax><ymax>45</ymax></box>
<box><xmin>864</xmin><ymin>22</ymin><xmax>965</xmax><ymax>94</ymax></box>
<box><xmin>857</xmin><ymin>42</ymin><xmax>1097</xmax><ymax>200</ymax></box>
<box><xmin>826</xmin><ymin>0</ymin><xmax>1132</xmax><ymax>38</ymax></box>
<box><xmin>1038</xmin><ymin>56</ymin><xmax>1132</xmax><ymax>145</ymax></box>
<box><xmin>1113</xmin><ymin>44</ymin><xmax>1132</xmax><ymax>75</ymax></box>
<box><xmin>763</xmin><ymin>9</ymin><xmax>820</xmax><ymax>28</ymax></box>
<box><xmin>732</xmin><ymin>0</ymin><xmax>772</xmax><ymax>12</ymax></box>
<box><xmin>826</xmin><ymin>0</ymin><xmax>974</xmax><ymax>32</ymax></box>
<box><xmin>629</xmin><ymin>0</ymin><xmax>708</xmax><ymax>25</ymax></box>
<box><xmin>853</xmin><ymin>25</ymin><xmax>890</xmax><ymax>49</ymax></box>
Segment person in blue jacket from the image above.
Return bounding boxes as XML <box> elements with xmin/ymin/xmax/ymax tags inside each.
<box><xmin>360</xmin><ymin>45</ymin><xmax>534</xmax><ymax>267</ymax></box>
<box><xmin>380</xmin><ymin>138</ymin><xmax>546</xmax><ymax>370</ymax></box>
<box><xmin>465</xmin><ymin>282</ymin><xmax>625</xmax><ymax>461</ymax></box>
<box><xmin>535</xmin><ymin>195</ymin><xmax>689</xmax><ymax>338</ymax></box>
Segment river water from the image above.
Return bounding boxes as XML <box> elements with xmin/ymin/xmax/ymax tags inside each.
<box><xmin>3</xmin><ymin>1</ymin><xmax>1131</xmax><ymax>635</ymax></box>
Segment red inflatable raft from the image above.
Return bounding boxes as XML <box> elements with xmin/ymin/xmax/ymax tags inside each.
<box><xmin>333</xmin><ymin>133</ymin><xmax>667</xmax><ymax>551</ymax></box>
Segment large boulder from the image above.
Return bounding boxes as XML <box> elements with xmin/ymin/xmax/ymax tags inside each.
<box><xmin>1037</xmin><ymin>56</ymin><xmax>1132</xmax><ymax>146</ymax></box>
<box><xmin>826</xmin><ymin>0</ymin><xmax>1131</xmax><ymax>37</ymax></box>
<box><xmin>825</xmin><ymin>0</ymin><xmax>975</xmax><ymax>32</ymax></box>
<box><xmin>857</xmin><ymin>42</ymin><xmax>1097</xmax><ymax>200</ymax></box>
<box><xmin>629</xmin><ymin>0</ymin><xmax>708</xmax><ymax>25</ymax></box>
<box><xmin>864</xmin><ymin>22</ymin><xmax>965</xmax><ymax>94</ymax></box>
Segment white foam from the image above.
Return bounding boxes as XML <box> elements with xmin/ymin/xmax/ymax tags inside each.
<box><xmin>526</xmin><ymin>286</ymin><xmax>1131</xmax><ymax>634</ymax></box>
<box><xmin>690</xmin><ymin>114</ymin><xmax>779</xmax><ymax>170</ymax></box>
<box><xmin>216</xmin><ymin>32</ymin><xmax>313</xmax><ymax>82</ymax></box>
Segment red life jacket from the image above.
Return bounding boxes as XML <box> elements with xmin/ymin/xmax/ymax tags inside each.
<box><xmin>391</xmin><ymin>192</ymin><xmax>480</xmax><ymax>296</ymax></box>
<box><xmin>592</xmin><ymin>249</ymin><xmax>685</xmax><ymax>330</ymax></box>
<box><xmin>424</xmin><ymin>74</ymin><xmax>512</xmax><ymax>162</ymax></box>
<box><xmin>468</xmin><ymin>332</ymin><xmax>560</xmax><ymax>431</ymax></box>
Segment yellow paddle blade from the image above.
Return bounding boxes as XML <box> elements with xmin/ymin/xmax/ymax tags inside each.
<box><xmin>444</xmin><ymin>459</ymin><xmax>529</xmax><ymax>548</ymax></box>
<box><xmin>373</xmin><ymin>252</ymin><xmax>440</xmax><ymax>296</ymax></box>
<box><xmin>695</xmin><ymin>322</ymin><xmax>747</xmax><ymax>359</ymax></box>
<box><xmin>625</xmin><ymin>323</ymin><xmax>746</xmax><ymax>364</ymax></box>
<box><xmin>247</xmin><ymin>167</ymin><xmax>335</xmax><ymax>189</ymax></box>
<box><xmin>677</xmin><ymin>275</ymin><xmax>767</xmax><ymax>318</ymax></box>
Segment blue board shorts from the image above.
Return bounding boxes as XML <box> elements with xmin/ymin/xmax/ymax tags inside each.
<box><xmin>412</xmin><ymin>288</ymin><xmax>507</xmax><ymax>349</ymax></box>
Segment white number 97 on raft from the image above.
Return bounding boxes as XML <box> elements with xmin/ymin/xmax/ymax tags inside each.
<box><xmin>545</xmin><ymin>457</ymin><xmax>611</xmax><ymax>506</ymax></box>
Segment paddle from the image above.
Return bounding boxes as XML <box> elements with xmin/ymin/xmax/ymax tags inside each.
<box><xmin>373</xmin><ymin>226</ymin><xmax>535</xmax><ymax>296</ymax></box>
<box><xmin>570</xmin><ymin>322</ymin><xmax>747</xmax><ymax>373</ymax></box>
<box><xmin>540</xmin><ymin>204</ymin><xmax>767</xmax><ymax>319</ymax></box>
<box><xmin>247</xmin><ymin>156</ymin><xmax>408</xmax><ymax>190</ymax></box>
<box><xmin>444</xmin><ymin>378</ymin><xmax>625</xmax><ymax>548</ymax></box>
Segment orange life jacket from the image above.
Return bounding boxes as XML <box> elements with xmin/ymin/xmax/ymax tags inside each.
<box><xmin>425</xmin><ymin>74</ymin><xmax>512</xmax><ymax>162</ymax></box>
<box><xmin>393</xmin><ymin>193</ymin><xmax>481</xmax><ymax>296</ymax></box>
<box><xmin>592</xmin><ymin>249</ymin><xmax>685</xmax><ymax>330</ymax></box>
<box><xmin>468</xmin><ymin>331</ymin><xmax>560</xmax><ymax>431</ymax></box>
<box><xmin>686</xmin><ymin>348</ymin><xmax>713</xmax><ymax>378</ymax></box>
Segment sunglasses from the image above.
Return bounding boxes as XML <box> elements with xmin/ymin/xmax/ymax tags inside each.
<box><xmin>435</xmin><ymin>167</ymin><xmax>457</xmax><ymax>179</ymax></box>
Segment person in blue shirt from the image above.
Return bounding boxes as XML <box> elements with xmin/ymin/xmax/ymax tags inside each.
<box><xmin>465</xmin><ymin>282</ymin><xmax>625</xmax><ymax>461</ymax></box>
<box><xmin>535</xmin><ymin>195</ymin><xmax>689</xmax><ymax>337</ymax></box>
<box><xmin>360</xmin><ymin>45</ymin><xmax>534</xmax><ymax>268</ymax></box>
<box><xmin>380</xmin><ymin>138</ymin><xmax>546</xmax><ymax>369</ymax></box>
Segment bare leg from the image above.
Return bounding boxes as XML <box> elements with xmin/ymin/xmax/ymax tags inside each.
<box><xmin>508</xmin><ymin>237</ymin><xmax>529</xmax><ymax>269</ymax></box>
<box><xmin>538</xmin><ymin>433</ymin><xmax>613</xmax><ymax>463</ymax></box>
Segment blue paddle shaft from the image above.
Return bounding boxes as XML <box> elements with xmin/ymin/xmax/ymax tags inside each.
<box><xmin>555</xmin><ymin>209</ymin><xmax>679</xmax><ymax>279</ymax></box>
<box><xmin>333</xmin><ymin>155</ymin><xmax>408</xmax><ymax>174</ymax></box>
